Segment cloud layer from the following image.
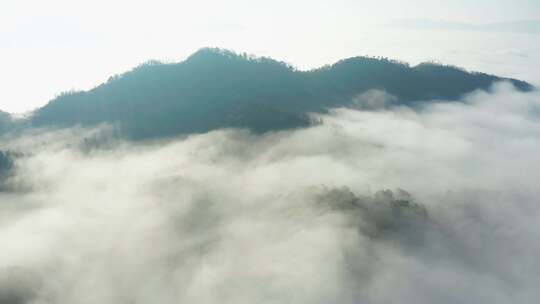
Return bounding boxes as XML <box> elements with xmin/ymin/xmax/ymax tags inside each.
<box><xmin>1</xmin><ymin>83</ymin><xmax>539</xmax><ymax>303</ymax></box>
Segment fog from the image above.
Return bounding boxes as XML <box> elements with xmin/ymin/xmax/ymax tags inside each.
<box><xmin>1</xmin><ymin>82</ymin><xmax>539</xmax><ymax>303</ymax></box>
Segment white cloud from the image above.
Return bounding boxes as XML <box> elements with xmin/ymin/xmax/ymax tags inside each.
<box><xmin>1</xmin><ymin>83</ymin><xmax>539</xmax><ymax>303</ymax></box>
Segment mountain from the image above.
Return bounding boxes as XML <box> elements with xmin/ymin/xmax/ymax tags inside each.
<box><xmin>0</xmin><ymin>111</ymin><xmax>14</xmax><ymax>134</ymax></box>
<box><xmin>9</xmin><ymin>48</ymin><xmax>535</xmax><ymax>140</ymax></box>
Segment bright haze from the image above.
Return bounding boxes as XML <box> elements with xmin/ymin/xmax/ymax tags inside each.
<box><xmin>1</xmin><ymin>0</ymin><xmax>540</xmax><ymax>113</ymax></box>
<box><xmin>1</xmin><ymin>1</ymin><xmax>540</xmax><ymax>304</ymax></box>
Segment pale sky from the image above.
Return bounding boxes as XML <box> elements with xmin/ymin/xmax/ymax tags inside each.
<box><xmin>1</xmin><ymin>0</ymin><xmax>540</xmax><ymax>113</ymax></box>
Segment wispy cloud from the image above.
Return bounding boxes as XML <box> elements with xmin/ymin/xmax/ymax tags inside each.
<box><xmin>388</xmin><ymin>19</ymin><xmax>540</xmax><ymax>34</ymax></box>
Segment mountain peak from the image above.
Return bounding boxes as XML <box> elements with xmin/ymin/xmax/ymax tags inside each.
<box><xmin>186</xmin><ymin>47</ymin><xmax>240</xmax><ymax>61</ymax></box>
<box><xmin>184</xmin><ymin>48</ymin><xmax>294</xmax><ymax>70</ymax></box>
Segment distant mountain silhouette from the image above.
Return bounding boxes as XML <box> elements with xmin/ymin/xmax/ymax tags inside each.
<box><xmin>2</xmin><ymin>48</ymin><xmax>535</xmax><ymax>139</ymax></box>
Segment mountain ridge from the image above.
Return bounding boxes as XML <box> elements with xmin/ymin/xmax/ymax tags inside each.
<box><xmin>1</xmin><ymin>48</ymin><xmax>535</xmax><ymax>140</ymax></box>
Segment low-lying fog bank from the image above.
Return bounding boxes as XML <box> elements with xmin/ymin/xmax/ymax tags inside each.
<box><xmin>1</xmin><ymin>83</ymin><xmax>539</xmax><ymax>303</ymax></box>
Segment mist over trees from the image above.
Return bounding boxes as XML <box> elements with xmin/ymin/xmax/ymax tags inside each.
<box><xmin>0</xmin><ymin>111</ymin><xmax>14</xmax><ymax>134</ymax></box>
<box><xmin>0</xmin><ymin>150</ymin><xmax>15</xmax><ymax>191</ymax></box>
<box><xmin>1</xmin><ymin>48</ymin><xmax>534</xmax><ymax>140</ymax></box>
<box><xmin>1</xmin><ymin>78</ymin><xmax>540</xmax><ymax>303</ymax></box>
<box><xmin>2</xmin><ymin>86</ymin><xmax>540</xmax><ymax>302</ymax></box>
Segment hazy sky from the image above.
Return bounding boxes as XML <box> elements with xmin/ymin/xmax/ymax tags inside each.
<box><xmin>1</xmin><ymin>0</ymin><xmax>540</xmax><ymax>113</ymax></box>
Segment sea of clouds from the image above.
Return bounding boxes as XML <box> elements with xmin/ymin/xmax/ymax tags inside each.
<box><xmin>1</xmin><ymin>82</ymin><xmax>539</xmax><ymax>303</ymax></box>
